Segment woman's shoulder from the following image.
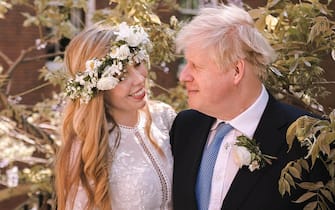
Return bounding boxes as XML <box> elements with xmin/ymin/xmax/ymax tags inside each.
<box><xmin>148</xmin><ymin>100</ymin><xmax>176</xmax><ymax>128</ymax></box>
<box><xmin>148</xmin><ymin>100</ymin><xmax>175</xmax><ymax>112</ymax></box>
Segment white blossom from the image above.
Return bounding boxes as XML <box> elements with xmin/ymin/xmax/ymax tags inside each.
<box><xmin>116</xmin><ymin>22</ymin><xmax>132</xmax><ymax>41</ymax></box>
<box><xmin>232</xmin><ymin>145</ymin><xmax>251</xmax><ymax>168</ymax></box>
<box><xmin>65</xmin><ymin>22</ymin><xmax>151</xmax><ymax>103</ymax></box>
<box><xmin>97</xmin><ymin>77</ymin><xmax>119</xmax><ymax>90</ymax></box>
<box><xmin>118</xmin><ymin>45</ymin><xmax>131</xmax><ymax>60</ymax></box>
<box><xmin>6</xmin><ymin>166</ymin><xmax>19</xmax><ymax>187</ymax></box>
<box><xmin>102</xmin><ymin>65</ymin><xmax>121</xmax><ymax>77</ymax></box>
<box><xmin>248</xmin><ymin>160</ymin><xmax>260</xmax><ymax>172</ymax></box>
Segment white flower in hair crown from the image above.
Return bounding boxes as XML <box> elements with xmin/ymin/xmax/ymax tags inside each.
<box><xmin>232</xmin><ymin>135</ymin><xmax>277</xmax><ymax>172</ymax></box>
<box><xmin>65</xmin><ymin>22</ymin><xmax>151</xmax><ymax>104</ymax></box>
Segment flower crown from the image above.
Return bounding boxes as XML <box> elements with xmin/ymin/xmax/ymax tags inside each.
<box><xmin>65</xmin><ymin>22</ymin><xmax>151</xmax><ymax>104</ymax></box>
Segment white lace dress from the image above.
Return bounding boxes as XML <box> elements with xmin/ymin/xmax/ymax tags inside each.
<box><xmin>69</xmin><ymin>101</ymin><xmax>176</xmax><ymax>210</ymax></box>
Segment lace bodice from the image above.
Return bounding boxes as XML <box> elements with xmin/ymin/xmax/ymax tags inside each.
<box><xmin>68</xmin><ymin>101</ymin><xmax>176</xmax><ymax>210</ymax></box>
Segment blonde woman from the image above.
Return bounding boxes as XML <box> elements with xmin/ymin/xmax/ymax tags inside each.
<box><xmin>55</xmin><ymin>22</ymin><xmax>176</xmax><ymax>210</ymax></box>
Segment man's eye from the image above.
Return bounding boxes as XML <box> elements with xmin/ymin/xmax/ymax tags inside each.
<box><xmin>134</xmin><ymin>62</ymin><xmax>141</xmax><ymax>67</ymax></box>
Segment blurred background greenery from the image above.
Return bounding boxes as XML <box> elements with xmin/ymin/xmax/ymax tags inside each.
<box><xmin>0</xmin><ymin>0</ymin><xmax>334</xmax><ymax>209</ymax></box>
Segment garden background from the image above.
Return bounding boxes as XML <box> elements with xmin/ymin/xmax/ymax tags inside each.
<box><xmin>0</xmin><ymin>0</ymin><xmax>335</xmax><ymax>209</ymax></box>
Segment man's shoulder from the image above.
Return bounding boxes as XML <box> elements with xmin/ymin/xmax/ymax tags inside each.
<box><xmin>267</xmin><ymin>95</ymin><xmax>319</xmax><ymax>121</ymax></box>
<box><xmin>175</xmin><ymin>109</ymin><xmax>214</xmax><ymax>122</ymax></box>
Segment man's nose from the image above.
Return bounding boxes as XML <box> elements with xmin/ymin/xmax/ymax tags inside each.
<box><xmin>179</xmin><ymin>64</ymin><xmax>192</xmax><ymax>83</ymax></box>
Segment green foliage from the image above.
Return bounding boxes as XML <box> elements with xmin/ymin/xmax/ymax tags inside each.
<box><xmin>251</xmin><ymin>4</ymin><xmax>335</xmax><ymax>206</ymax></box>
<box><xmin>94</xmin><ymin>0</ymin><xmax>180</xmax><ymax>66</ymax></box>
<box><xmin>280</xmin><ymin>111</ymin><xmax>335</xmax><ymax>209</ymax></box>
<box><xmin>1</xmin><ymin>0</ymin><xmax>335</xmax><ymax>209</ymax></box>
<box><xmin>236</xmin><ymin>135</ymin><xmax>277</xmax><ymax>168</ymax></box>
<box><xmin>0</xmin><ymin>0</ymin><xmax>12</xmax><ymax>18</ymax></box>
<box><xmin>0</xmin><ymin>0</ymin><xmax>180</xmax><ymax>208</ymax></box>
<box><xmin>249</xmin><ymin>0</ymin><xmax>335</xmax><ymax>113</ymax></box>
<box><xmin>154</xmin><ymin>83</ymin><xmax>188</xmax><ymax>112</ymax></box>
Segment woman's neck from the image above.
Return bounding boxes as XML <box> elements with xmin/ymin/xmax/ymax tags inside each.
<box><xmin>111</xmin><ymin>110</ymin><xmax>139</xmax><ymax>127</ymax></box>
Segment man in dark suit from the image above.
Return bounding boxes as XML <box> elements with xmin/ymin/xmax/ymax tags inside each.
<box><xmin>170</xmin><ymin>4</ymin><xmax>330</xmax><ymax>210</ymax></box>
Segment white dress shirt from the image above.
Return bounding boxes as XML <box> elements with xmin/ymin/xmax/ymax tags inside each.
<box><xmin>207</xmin><ymin>85</ymin><xmax>269</xmax><ymax>210</ymax></box>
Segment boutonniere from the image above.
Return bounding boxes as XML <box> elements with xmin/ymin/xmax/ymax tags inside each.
<box><xmin>232</xmin><ymin>135</ymin><xmax>277</xmax><ymax>172</ymax></box>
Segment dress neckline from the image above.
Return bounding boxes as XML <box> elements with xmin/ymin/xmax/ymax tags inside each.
<box><xmin>117</xmin><ymin>111</ymin><xmax>145</xmax><ymax>131</ymax></box>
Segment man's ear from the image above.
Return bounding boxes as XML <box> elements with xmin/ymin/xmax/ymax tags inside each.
<box><xmin>233</xmin><ymin>59</ymin><xmax>245</xmax><ymax>84</ymax></box>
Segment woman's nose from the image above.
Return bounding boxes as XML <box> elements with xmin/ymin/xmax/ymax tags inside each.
<box><xmin>132</xmin><ymin>68</ymin><xmax>146</xmax><ymax>85</ymax></box>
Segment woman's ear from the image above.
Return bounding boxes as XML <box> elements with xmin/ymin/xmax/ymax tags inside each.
<box><xmin>233</xmin><ymin>59</ymin><xmax>245</xmax><ymax>85</ymax></box>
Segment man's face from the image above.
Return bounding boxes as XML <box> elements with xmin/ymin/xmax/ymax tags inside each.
<box><xmin>179</xmin><ymin>46</ymin><xmax>236</xmax><ymax>117</ymax></box>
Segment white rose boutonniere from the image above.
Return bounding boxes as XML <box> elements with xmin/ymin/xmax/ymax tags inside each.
<box><xmin>233</xmin><ymin>135</ymin><xmax>277</xmax><ymax>172</ymax></box>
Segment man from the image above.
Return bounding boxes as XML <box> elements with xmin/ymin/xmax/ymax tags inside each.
<box><xmin>170</xmin><ymin>4</ymin><xmax>330</xmax><ymax>210</ymax></box>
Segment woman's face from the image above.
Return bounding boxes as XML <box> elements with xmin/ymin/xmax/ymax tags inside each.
<box><xmin>106</xmin><ymin>63</ymin><xmax>148</xmax><ymax>120</ymax></box>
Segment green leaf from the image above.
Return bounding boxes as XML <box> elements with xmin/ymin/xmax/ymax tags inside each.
<box><xmin>284</xmin><ymin>173</ymin><xmax>296</xmax><ymax>188</ymax></box>
<box><xmin>324</xmin><ymin>131</ymin><xmax>335</xmax><ymax>145</ymax></box>
<box><xmin>286</xmin><ymin>120</ymin><xmax>297</xmax><ymax>151</ymax></box>
<box><xmin>248</xmin><ymin>8</ymin><xmax>265</xmax><ymax>19</ymax></box>
<box><xmin>320</xmin><ymin>188</ymin><xmax>334</xmax><ymax>203</ymax></box>
<box><xmin>328</xmin><ymin>162</ymin><xmax>335</xmax><ymax>177</ymax></box>
<box><xmin>303</xmin><ymin>201</ymin><xmax>317</xmax><ymax>210</ymax></box>
<box><xmin>294</xmin><ymin>192</ymin><xmax>316</xmax><ymax>203</ymax></box>
<box><xmin>279</xmin><ymin>177</ymin><xmax>291</xmax><ymax>196</ymax></box>
<box><xmin>288</xmin><ymin>166</ymin><xmax>302</xmax><ymax>179</ymax></box>
<box><xmin>298</xmin><ymin>181</ymin><xmax>324</xmax><ymax>191</ymax></box>
<box><xmin>299</xmin><ymin>159</ymin><xmax>310</xmax><ymax>172</ymax></box>
<box><xmin>311</xmin><ymin>140</ymin><xmax>320</xmax><ymax>167</ymax></box>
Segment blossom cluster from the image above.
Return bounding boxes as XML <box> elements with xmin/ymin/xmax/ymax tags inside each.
<box><xmin>65</xmin><ymin>22</ymin><xmax>151</xmax><ymax>104</ymax></box>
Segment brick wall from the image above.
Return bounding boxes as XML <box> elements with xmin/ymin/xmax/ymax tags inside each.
<box><xmin>0</xmin><ymin>5</ymin><xmax>55</xmax><ymax>105</ymax></box>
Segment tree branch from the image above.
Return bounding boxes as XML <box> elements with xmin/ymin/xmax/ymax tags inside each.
<box><xmin>5</xmin><ymin>46</ymin><xmax>36</xmax><ymax>95</ymax></box>
<box><xmin>7</xmin><ymin>46</ymin><xmax>36</xmax><ymax>78</ymax></box>
<box><xmin>0</xmin><ymin>50</ymin><xmax>13</xmax><ymax>66</ymax></box>
<box><xmin>22</xmin><ymin>52</ymin><xmax>64</xmax><ymax>62</ymax></box>
<box><xmin>11</xmin><ymin>82</ymin><xmax>52</xmax><ymax>97</ymax></box>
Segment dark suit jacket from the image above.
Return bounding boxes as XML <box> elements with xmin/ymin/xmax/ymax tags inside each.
<box><xmin>170</xmin><ymin>95</ymin><xmax>330</xmax><ymax>210</ymax></box>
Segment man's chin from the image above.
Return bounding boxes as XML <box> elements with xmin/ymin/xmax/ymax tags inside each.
<box><xmin>188</xmin><ymin>101</ymin><xmax>201</xmax><ymax>111</ymax></box>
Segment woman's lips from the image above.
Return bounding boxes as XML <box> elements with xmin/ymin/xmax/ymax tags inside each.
<box><xmin>130</xmin><ymin>88</ymin><xmax>146</xmax><ymax>100</ymax></box>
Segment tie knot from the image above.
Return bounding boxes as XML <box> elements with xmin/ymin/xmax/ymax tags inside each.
<box><xmin>216</xmin><ymin>122</ymin><xmax>233</xmax><ymax>137</ymax></box>
<box><xmin>208</xmin><ymin>123</ymin><xmax>233</xmax><ymax>149</ymax></box>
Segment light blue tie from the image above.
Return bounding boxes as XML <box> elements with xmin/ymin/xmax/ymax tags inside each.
<box><xmin>196</xmin><ymin>123</ymin><xmax>233</xmax><ymax>210</ymax></box>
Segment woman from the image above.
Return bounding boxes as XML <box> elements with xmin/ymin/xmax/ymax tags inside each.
<box><xmin>54</xmin><ymin>22</ymin><xmax>176</xmax><ymax>210</ymax></box>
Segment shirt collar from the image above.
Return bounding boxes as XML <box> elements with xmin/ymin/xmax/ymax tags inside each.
<box><xmin>212</xmin><ymin>85</ymin><xmax>269</xmax><ymax>138</ymax></box>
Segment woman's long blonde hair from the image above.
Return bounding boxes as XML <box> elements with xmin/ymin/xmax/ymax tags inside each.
<box><xmin>55</xmin><ymin>23</ymin><xmax>116</xmax><ymax>210</ymax></box>
<box><xmin>54</xmin><ymin>23</ymin><xmax>162</xmax><ymax>210</ymax></box>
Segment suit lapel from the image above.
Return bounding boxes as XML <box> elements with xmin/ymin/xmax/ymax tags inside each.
<box><xmin>172</xmin><ymin>110</ymin><xmax>215</xmax><ymax>208</ymax></box>
<box><xmin>189</xmin><ymin>114</ymin><xmax>216</xmax><ymax>188</ymax></box>
<box><xmin>222</xmin><ymin>96</ymin><xmax>289</xmax><ymax>209</ymax></box>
